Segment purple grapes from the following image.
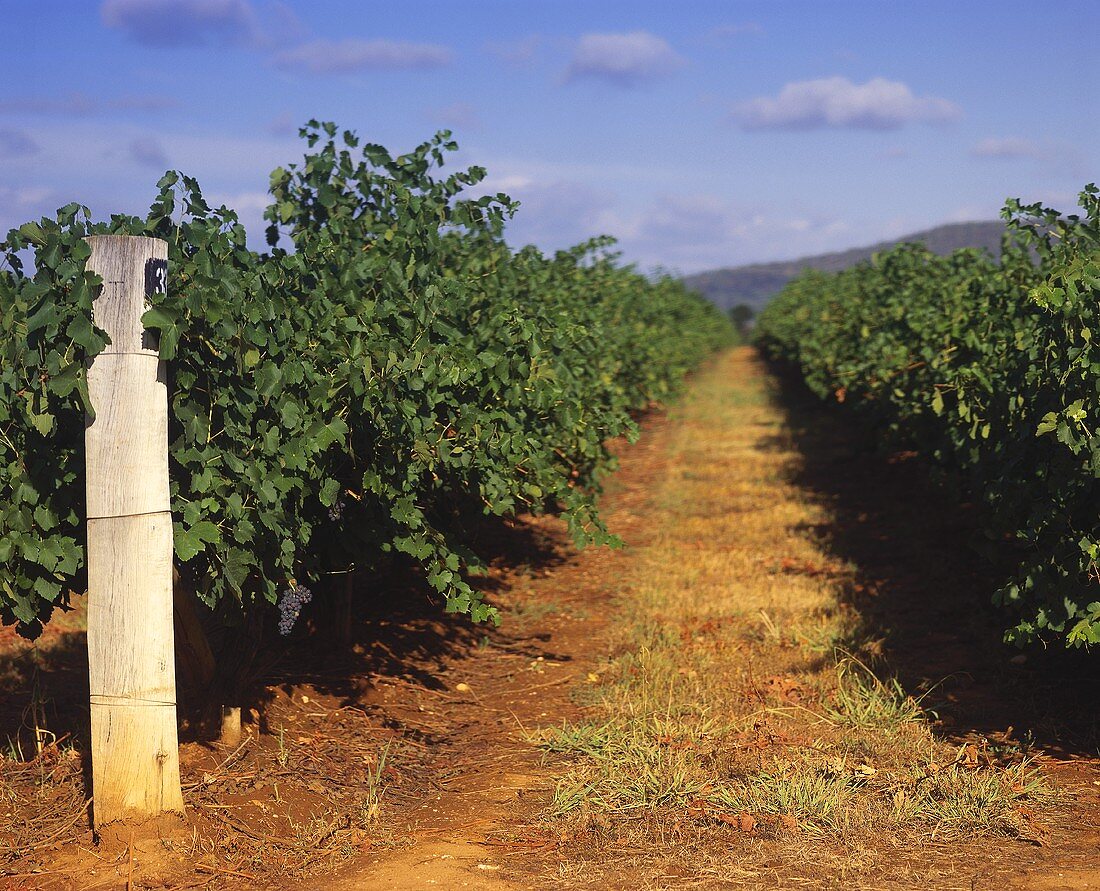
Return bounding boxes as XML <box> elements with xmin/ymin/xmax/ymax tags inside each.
<box><xmin>328</xmin><ymin>497</ymin><xmax>345</xmax><ymax>521</ymax></box>
<box><xmin>277</xmin><ymin>582</ymin><xmax>313</xmax><ymax>635</ymax></box>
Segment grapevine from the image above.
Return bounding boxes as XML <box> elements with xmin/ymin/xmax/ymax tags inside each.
<box><xmin>0</xmin><ymin>121</ymin><xmax>732</xmax><ymax>645</ymax></box>
<box><xmin>756</xmin><ymin>184</ymin><xmax>1100</xmax><ymax>647</ymax></box>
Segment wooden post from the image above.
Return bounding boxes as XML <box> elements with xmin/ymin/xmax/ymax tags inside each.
<box><xmin>84</xmin><ymin>235</ymin><xmax>184</xmax><ymax>827</ymax></box>
<box><xmin>219</xmin><ymin>706</ymin><xmax>242</xmax><ymax>746</ymax></box>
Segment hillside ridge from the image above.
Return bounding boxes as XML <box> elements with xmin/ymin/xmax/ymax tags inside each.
<box><xmin>683</xmin><ymin>220</ymin><xmax>1004</xmax><ymax>311</ymax></box>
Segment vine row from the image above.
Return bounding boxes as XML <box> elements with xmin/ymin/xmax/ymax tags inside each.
<box><xmin>0</xmin><ymin>121</ymin><xmax>732</xmax><ymax>639</ymax></box>
<box><xmin>756</xmin><ymin>185</ymin><xmax>1100</xmax><ymax>647</ymax></box>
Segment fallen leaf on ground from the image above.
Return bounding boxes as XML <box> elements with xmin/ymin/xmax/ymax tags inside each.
<box><xmin>716</xmin><ymin>813</ymin><xmax>757</xmax><ymax>832</ymax></box>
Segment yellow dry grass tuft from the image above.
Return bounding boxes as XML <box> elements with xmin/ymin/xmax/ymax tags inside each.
<box><xmin>531</xmin><ymin>347</ymin><xmax>1055</xmax><ymax>885</ymax></box>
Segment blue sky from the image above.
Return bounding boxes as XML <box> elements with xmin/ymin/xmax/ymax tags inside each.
<box><xmin>1</xmin><ymin>1</ymin><xmax>1096</xmax><ymax>273</ymax></box>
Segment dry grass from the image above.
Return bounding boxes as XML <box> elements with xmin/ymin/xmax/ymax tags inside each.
<box><xmin>530</xmin><ymin>348</ymin><xmax>1055</xmax><ymax>887</ymax></box>
<box><xmin>0</xmin><ymin>677</ymin><xmax>405</xmax><ymax>887</ymax></box>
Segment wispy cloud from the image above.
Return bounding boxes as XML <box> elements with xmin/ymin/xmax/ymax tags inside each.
<box><xmin>426</xmin><ymin>102</ymin><xmax>480</xmax><ymax>131</ymax></box>
<box><xmin>207</xmin><ymin>189</ymin><xmax>272</xmax><ymax>238</ymax></box>
<box><xmin>0</xmin><ymin>122</ymin><xmax>303</xmax><ymax>246</ymax></box>
<box><xmin>566</xmin><ymin>31</ymin><xmax>685</xmax><ymax>87</ymax></box>
<box><xmin>102</xmin><ymin>0</ymin><xmax>441</xmax><ymax>78</ymax></box>
<box><xmin>113</xmin><ymin>95</ymin><xmax>180</xmax><ymax>112</ymax></box>
<box><xmin>709</xmin><ymin>23</ymin><xmax>763</xmax><ymax>39</ymax></box>
<box><xmin>493</xmin><ymin>178</ymin><xmax>619</xmax><ymax>249</ymax></box>
<box><xmin>101</xmin><ymin>0</ymin><xmax>261</xmax><ymax>47</ymax></box>
<box><xmin>273</xmin><ymin>38</ymin><xmax>452</xmax><ymax>74</ymax></box>
<box><xmin>266</xmin><ymin>111</ymin><xmax>297</xmax><ymax>136</ymax></box>
<box><xmin>603</xmin><ymin>193</ymin><xmax>855</xmax><ymax>271</ymax></box>
<box><xmin>0</xmin><ymin>92</ymin><xmax>177</xmax><ymax>116</ymax></box>
<box><xmin>970</xmin><ymin>136</ymin><xmax>1085</xmax><ymax>177</ymax></box>
<box><xmin>129</xmin><ymin>135</ymin><xmax>169</xmax><ymax>167</ymax></box>
<box><xmin>0</xmin><ymin>186</ymin><xmax>62</xmax><ymax>233</ymax></box>
<box><xmin>475</xmin><ymin>160</ymin><xmax>867</xmax><ymax>273</ymax></box>
<box><xmin>735</xmin><ymin>77</ymin><xmax>961</xmax><ymax>130</ymax></box>
<box><xmin>484</xmin><ymin>35</ymin><xmax>541</xmax><ymax>67</ymax></box>
<box><xmin>25</xmin><ymin>121</ymin><xmax>303</xmax><ymax>185</ymax></box>
<box><xmin>0</xmin><ymin>129</ymin><xmax>40</xmax><ymax>159</ymax></box>
<box><xmin>971</xmin><ymin>136</ymin><xmax>1048</xmax><ymax>160</ymax></box>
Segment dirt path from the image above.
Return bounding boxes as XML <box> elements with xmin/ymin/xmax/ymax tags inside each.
<box><xmin>317</xmin><ymin>410</ymin><xmax>674</xmax><ymax>890</ymax></box>
<box><xmin>4</xmin><ymin>347</ymin><xmax>1100</xmax><ymax>890</ymax></box>
<box><xmin>321</xmin><ymin>347</ymin><xmax>1100</xmax><ymax>890</ymax></box>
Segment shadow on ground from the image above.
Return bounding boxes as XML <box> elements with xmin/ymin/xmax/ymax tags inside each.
<box><xmin>764</xmin><ymin>361</ymin><xmax>1100</xmax><ymax>758</ymax></box>
<box><xmin>0</xmin><ymin>509</ymin><xmax>572</xmax><ymax>761</ymax></box>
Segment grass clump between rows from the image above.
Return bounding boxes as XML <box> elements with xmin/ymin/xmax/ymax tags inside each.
<box><xmin>530</xmin><ymin>348</ymin><xmax>1054</xmax><ymax>866</ymax></box>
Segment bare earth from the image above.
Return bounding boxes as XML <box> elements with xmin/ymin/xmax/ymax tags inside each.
<box><xmin>3</xmin><ymin>347</ymin><xmax>1099</xmax><ymax>890</ymax></box>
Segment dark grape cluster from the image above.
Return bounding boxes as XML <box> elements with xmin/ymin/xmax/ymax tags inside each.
<box><xmin>277</xmin><ymin>583</ymin><xmax>313</xmax><ymax>636</ymax></box>
<box><xmin>327</xmin><ymin>497</ymin><xmax>345</xmax><ymax>521</ymax></box>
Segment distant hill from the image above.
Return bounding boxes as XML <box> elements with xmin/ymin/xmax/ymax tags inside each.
<box><xmin>682</xmin><ymin>221</ymin><xmax>1005</xmax><ymax>312</ymax></box>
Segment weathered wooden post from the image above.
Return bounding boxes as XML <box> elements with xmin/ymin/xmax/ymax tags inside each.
<box><xmin>84</xmin><ymin>236</ymin><xmax>184</xmax><ymax>827</ymax></box>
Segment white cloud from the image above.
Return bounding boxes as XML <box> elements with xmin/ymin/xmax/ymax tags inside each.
<box><xmin>735</xmin><ymin>77</ymin><xmax>961</xmax><ymax>130</ymax></box>
<box><xmin>273</xmin><ymin>38</ymin><xmax>452</xmax><ymax>74</ymax></box>
<box><xmin>566</xmin><ymin>31</ymin><xmax>685</xmax><ymax>87</ymax></box>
